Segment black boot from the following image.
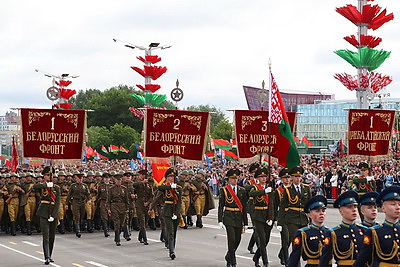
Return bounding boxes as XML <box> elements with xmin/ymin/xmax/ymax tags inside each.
<box><xmin>26</xmin><ymin>221</ymin><xmax>32</xmax><ymax>236</ymax></box>
<box><xmin>155</xmin><ymin>216</ymin><xmax>161</xmax><ymax>228</ymax></box>
<box><xmin>148</xmin><ymin>218</ymin><xmax>156</xmax><ymax>230</ymax></box>
<box><xmin>248</xmin><ymin>233</ymin><xmax>256</xmax><ymax>254</ymax></box>
<box><xmin>225</xmin><ymin>252</ymin><xmax>231</xmax><ymax>267</ymax></box>
<box><xmin>132</xmin><ymin>217</ymin><xmax>140</xmax><ymax>231</ymax></box>
<box><xmin>10</xmin><ymin>222</ymin><xmax>16</xmax><ymax>236</ymax></box>
<box><xmin>187</xmin><ymin>216</ymin><xmax>193</xmax><ymax>226</ymax></box>
<box><xmin>141</xmin><ymin>229</ymin><xmax>148</xmax><ymax>245</ymax></box>
<box><xmin>281</xmin><ymin>245</ymin><xmax>289</xmax><ymax>265</ymax></box>
<box><xmin>58</xmin><ymin>220</ymin><xmax>65</xmax><ymax>234</ymax></box>
<box><xmin>168</xmin><ymin>239</ymin><xmax>176</xmax><ymax>260</ymax></box>
<box><xmin>196</xmin><ymin>215</ymin><xmax>203</xmax><ymax>228</ymax></box>
<box><xmin>230</xmin><ymin>251</ymin><xmax>237</xmax><ymax>267</ymax></box>
<box><xmin>87</xmin><ymin>219</ymin><xmax>93</xmax><ymax>233</ymax></box>
<box><xmin>138</xmin><ymin>229</ymin><xmax>143</xmax><ymax>243</ymax></box>
<box><xmin>160</xmin><ymin>229</ymin><xmax>166</xmax><ymax>242</ymax></box>
<box><xmin>253</xmin><ymin>249</ymin><xmax>261</xmax><ymax>267</ymax></box>
<box><xmin>123</xmin><ymin>226</ymin><xmax>131</xmax><ymax>241</ymax></box>
<box><xmin>43</xmin><ymin>243</ymin><xmax>51</xmax><ymax>265</ymax></box>
<box><xmin>75</xmin><ymin>223</ymin><xmax>81</xmax><ymax>238</ymax></box>
<box><xmin>260</xmin><ymin>247</ymin><xmax>269</xmax><ymax>267</ymax></box>
<box><xmin>103</xmin><ymin>221</ymin><xmax>109</xmax><ymax>237</ymax></box>
<box><xmin>114</xmin><ymin>230</ymin><xmax>121</xmax><ymax>246</ymax></box>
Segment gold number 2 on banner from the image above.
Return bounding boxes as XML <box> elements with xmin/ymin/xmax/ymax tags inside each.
<box><xmin>173</xmin><ymin>119</ymin><xmax>180</xmax><ymax>130</ymax></box>
<box><xmin>51</xmin><ymin>117</ymin><xmax>55</xmax><ymax>130</ymax></box>
<box><xmin>370</xmin><ymin>116</ymin><xmax>373</xmax><ymax>128</ymax></box>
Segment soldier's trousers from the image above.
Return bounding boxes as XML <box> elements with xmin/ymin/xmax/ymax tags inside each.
<box><xmin>8</xmin><ymin>198</ymin><xmax>19</xmax><ymax>222</ymax></box>
<box><xmin>288</xmin><ymin>222</ymin><xmax>307</xmax><ymax>246</ymax></box>
<box><xmin>39</xmin><ymin>217</ymin><xmax>57</xmax><ymax>255</ymax></box>
<box><xmin>0</xmin><ymin>199</ymin><xmax>4</xmax><ymax>222</ymax></box>
<box><xmin>225</xmin><ymin>225</ymin><xmax>242</xmax><ymax>256</ymax></box>
<box><xmin>164</xmin><ymin>216</ymin><xmax>179</xmax><ymax>242</ymax></box>
<box><xmin>85</xmin><ymin>199</ymin><xmax>96</xmax><ymax>220</ymax></box>
<box><xmin>180</xmin><ymin>196</ymin><xmax>190</xmax><ymax>216</ymax></box>
<box><xmin>137</xmin><ymin>207</ymin><xmax>149</xmax><ymax>230</ymax></box>
<box><xmin>194</xmin><ymin>195</ymin><xmax>206</xmax><ymax>215</ymax></box>
<box><xmin>98</xmin><ymin>200</ymin><xmax>109</xmax><ymax>222</ymax></box>
<box><xmin>111</xmin><ymin>203</ymin><xmax>126</xmax><ymax>230</ymax></box>
<box><xmin>58</xmin><ymin>197</ymin><xmax>67</xmax><ymax>220</ymax></box>
<box><xmin>71</xmin><ymin>200</ymin><xmax>86</xmax><ymax>224</ymax></box>
<box><xmin>254</xmin><ymin>220</ymin><xmax>273</xmax><ymax>264</ymax></box>
<box><xmin>24</xmin><ymin>197</ymin><xmax>36</xmax><ymax>221</ymax></box>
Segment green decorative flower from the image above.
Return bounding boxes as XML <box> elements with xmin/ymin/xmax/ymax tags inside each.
<box><xmin>334</xmin><ymin>47</ymin><xmax>390</xmax><ymax>71</ymax></box>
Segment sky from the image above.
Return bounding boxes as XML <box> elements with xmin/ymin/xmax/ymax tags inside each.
<box><xmin>1</xmin><ymin>0</ymin><xmax>400</xmax><ymax>117</ymax></box>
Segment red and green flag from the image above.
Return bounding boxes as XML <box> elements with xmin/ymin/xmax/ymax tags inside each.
<box><xmin>101</xmin><ymin>145</ymin><xmax>109</xmax><ymax>154</ymax></box>
<box><xmin>301</xmin><ymin>136</ymin><xmax>313</xmax><ymax>148</ymax></box>
<box><xmin>221</xmin><ymin>149</ymin><xmax>238</xmax><ymax>161</ymax></box>
<box><xmin>268</xmin><ymin>69</ymin><xmax>300</xmax><ymax>168</ymax></box>
<box><xmin>119</xmin><ymin>146</ymin><xmax>129</xmax><ymax>153</ymax></box>
<box><xmin>109</xmin><ymin>145</ymin><xmax>119</xmax><ymax>154</ymax></box>
<box><xmin>211</xmin><ymin>139</ymin><xmax>231</xmax><ymax>150</ymax></box>
<box><xmin>204</xmin><ymin>151</ymin><xmax>216</xmax><ymax>159</ymax></box>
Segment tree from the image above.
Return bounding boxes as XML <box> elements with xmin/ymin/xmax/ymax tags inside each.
<box><xmin>211</xmin><ymin>120</ymin><xmax>233</xmax><ymax>140</ymax></box>
<box><xmin>185</xmin><ymin>104</ymin><xmax>227</xmax><ymax>131</ymax></box>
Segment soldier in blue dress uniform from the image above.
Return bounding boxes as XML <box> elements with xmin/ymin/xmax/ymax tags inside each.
<box><xmin>287</xmin><ymin>195</ymin><xmax>329</xmax><ymax>267</ymax></box>
<box><xmin>353</xmin><ymin>186</ymin><xmax>400</xmax><ymax>266</ymax></box>
<box><xmin>358</xmin><ymin>191</ymin><xmax>379</xmax><ymax>228</ymax></box>
<box><xmin>319</xmin><ymin>190</ymin><xmax>366</xmax><ymax>267</ymax></box>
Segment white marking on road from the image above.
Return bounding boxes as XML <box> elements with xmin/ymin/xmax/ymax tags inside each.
<box><xmin>86</xmin><ymin>260</ymin><xmax>109</xmax><ymax>267</ymax></box>
<box><xmin>22</xmin><ymin>241</ymin><xmax>39</xmax><ymax>247</ymax></box>
<box><xmin>9</xmin><ymin>242</ymin><xmax>17</xmax><ymax>245</ymax></box>
<box><xmin>0</xmin><ymin>243</ymin><xmax>61</xmax><ymax>267</ymax></box>
<box><xmin>236</xmin><ymin>255</ymin><xmax>253</xmax><ymax>260</ymax></box>
<box><xmin>147</xmin><ymin>238</ymin><xmax>161</xmax><ymax>243</ymax></box>
<box><xmin>203</xmin><ymin>223</ymin><xmax>220</xmax><ymax>229</ymax></box>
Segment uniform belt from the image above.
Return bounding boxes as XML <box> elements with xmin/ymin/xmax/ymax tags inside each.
<box><xmin>249</xmin><ymin>197</ymin><xmax>254</xmax><ymax>200</ymax></box>
<box><xmin>41</xmin><ymin>200</ymin><xmax>55</xmax><ymax>205</ymax></box>
<box><xmin>111</xmin><ymin>201</ymin><xmax>124</xmax><ymax>203</ymax></box>
<box><xmin>306</xmin><ymin>259</ymin><xmax>319</xmax><ymax>264</ymax></box>
<box><xmin>285</xmin><ymin>207</ymin><xmax>304</xmax><ymax>212</ymax></box>
<box><xmin>225</xmin><ymin>207</ymin><xmax>240</xmax><ymax>211</ymax></box>
<box><xmin>337</xmin><ymin>260</ymin><xmax>355</xmax><ymax>265</ymax></box>
<box><xmin>379</xmin><ymin>263</ymin><xmax>400</xmax><ymax>267</ymax></box>
<box><xmin>165</xmin><ymin>201</ymin><xmax>175</xmax><ymax>204</ymax></box>
<box><xmin>254</xmin><ymin>206</ymin><xmax>268</xmax><ymax>210</ymax></box>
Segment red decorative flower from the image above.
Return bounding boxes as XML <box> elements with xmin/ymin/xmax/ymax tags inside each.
<box><xmin>131</xmin><ymin>65</ymin><xmax>167</xmax><ymax>80</ymax></box>
<box><xmin>136</xmin><ymin>55</ymin><xmax>162</xmax><ymax>64</ymax></box>
<box><xmin>55</xmin><ymin>80</ymin><xmax>72</xmax><ymax>87</ymax></box>
<box><xmin>129</xmin><ymin>107</ymin><xmax>145</xmax><ymax>119</ymax></box>
<box><xmin>58</xmin><ymin>88</ymin><xmax>77</xmax><ymax>100</ymax></box>
<box><xmin>334</xmin><ymin>72</ymin><xmax>392</xmax><ymax>93</ymax></box>
<box><xmin>136</xmin><ymin>84</ymin><xmax>161</xmax><ymax>93</ymax></box>
<box><xmin>344</xmin><ymin>35</ymin><xmax>382</xmax><ymax>48</ymax></box>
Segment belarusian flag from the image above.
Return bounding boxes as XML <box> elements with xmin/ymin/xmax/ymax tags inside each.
<box><xmin>109</xmin><ymin>145</ymin><xmax>119</xmax><ymax>154</ymax></box>
<box><xmin>204</xmin><ymin>151</ymin><xmax>216</xmax><ymax>159</ymax></box>
<box><xmin>119</xmin><ymin>146</ymin><xmax>129</xmax><ymax>153</ymax></box>
<box><xmin>221</xmin><ymin>149</ymin><xmax>238</xmax><ymax>161</ymax></box>
<box><xmin>268</xmin><ymin>69</ymin><xmax>300</xmax><ymax>168</ymax></box>
<box><xmin>301</xmin><ymin>136</ymin><xmax>313</xmax><ymax>147</ymax></box>
<box><xmin>211</xmin><ymin>139</ymin><xmax>231</xmax><ymax>150</ymax></box>
<box><xmin>101</xmin><ymin>145</ymin><xmax>109</xmax><ymax>154</ymax></box>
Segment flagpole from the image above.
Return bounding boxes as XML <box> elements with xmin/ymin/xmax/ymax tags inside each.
<box><xmin>267</xmin><ymin>59</ymin><xmax>272</xmax><ymax>188</ymax></box>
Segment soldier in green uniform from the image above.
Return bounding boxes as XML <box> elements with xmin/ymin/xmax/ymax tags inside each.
<box><xmin>122</xmin><ymin>171</ymin><xmax>135</xmax><ymax>240</ymax></box>
<box><xmin>96</xmin><ymin>173</ymin><xmax>111</xmax><ymax>237</ymax></box>
<box><xmin>278</xmin><ymin>165</ymin><xmax>311</xmax><ymax>250</ymax></box>
<box><xmin>244</xmin><ymin>163</ymin><xmax>260</xmax><ymax>254</ymax></box>
<box><xmin>156</xmin><ymin>168</ymin><xmax>182</xmax><ymax>259</ymax></box>
<box><xmin>107</xmin><ymin>174</ymin><xmax>129</xmax><ymax>246</ymax></box>
<box><xmin>4</xmin><ymin>172</ymin><xmax>25</xmax><ymax>236</ymax></box>
<box><xmin>34</xmin><ymin>166</ymin><xmax>61</xmax><ymax>265</ymax></box>
<box><xmin>349</xmin><ymin>162</ymin><xmax>376</xmax><ymax>195</ymax></box>
<box><xmin>56</xmin><ymin>171</ymin><xmax>69</xmax><ymax>234</ymax></box>
<box><xmin>66</xmin><ymin>172</ymin><xmax>91</xmax><ymax>238</ymax></box>
<box><xmin>85</xmin><ymin>171</ymin><xmax>97</xmax><ymax>233</ymax></box>
<box><xmin>249</xmin><ymin>167</ymin><xmax>275</xmax><ymax>267</ymax></box>
<box><xmin>218</xmin><ymin>168</ymin><xmax>248</xmax><ymax>267</ymax></box>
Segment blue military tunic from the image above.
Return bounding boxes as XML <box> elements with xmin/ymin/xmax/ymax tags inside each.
<box><xmin>287</xmin><ymin>223</ymin><xmax>329</xmax><ymax>267</ymax></box>
<box><xmin>353</xmin><ymin>219</ymin><xmax>400</xmax><ymax>266</ymax></box>
<box><xmin>319</xmin><ymin>221</ymin><xmax>367</xmax><ymax>267</ymax></box>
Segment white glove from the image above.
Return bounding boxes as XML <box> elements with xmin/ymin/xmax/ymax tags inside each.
<box><xmin>277</xmin><ymin>225</ymin><xmax>282</xmax><ymax>232</ymax></box>
<box><xmin>264</xmin><ymin>187</ymin><xmax>272</xmax><ymax>194</ymax></box>
<box><xmin>46</xmin><ymin>182</ymin><xmax>53</xmax><ymax>188</ymax></box>
<box><xmin>267</xmin><ymin>220</ymin><xmax>273</xmax><ymax>226</ymax></box>
<box><xmin>219</xmin><ymin>222</ymin><xmax>225</xmax><ymax>230</ymax></box>
<box><xmin>172</xmin><ymin>214</ymin><xmax>177</xmax><ymax>220</ymax></box>
<box><xmin>366</xmin><ymin>176</ymin><xmax>373</xmax><ymax>182</ymax></box>
<box><xmin>171</xmin><ymin>183</ymin><xmax>177</xmax><ymax>189</ymax></box>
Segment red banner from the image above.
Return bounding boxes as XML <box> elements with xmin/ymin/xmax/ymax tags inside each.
<box><xmin>21</xmin><ymin>108</ymin><xmax>86</xmax><ymax>159</ymax></box>
<box><xmin>144</xmin><ymin>109</ymin><xmax>210</xmax><ymax>160</ymax></box>
<box><xmin>234</xmin><ymin>110</ymin><xmax>296</xmax><ymax>158</ymax></box>
<box><xmin>151</xmin><ymin>158</ymin><xmax>171</xmax><ymax>186</ymax></box>
<box><xmin>348</xmin><ymin>109</ymin><xmax>395</xmax><ymax>156</ymax></box>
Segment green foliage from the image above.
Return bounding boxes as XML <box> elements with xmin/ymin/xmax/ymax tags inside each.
<box><xmin>211</xmin><ymin>120</ymin><xmax>233</xmax><ymax>140</ymax></box>
<box><xmin>185</xmin><ymin>104</ymin><xmax>227</xmax><ymax>131</ymax></box>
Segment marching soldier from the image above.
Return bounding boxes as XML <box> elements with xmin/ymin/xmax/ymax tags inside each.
<box><xmin>34</xmin><ymin>166</ymin><xmax>61</xmax><ymax>265</ymax></box>
<box><xmin>319</xmin><ymin>190</ymin><xmax>366</xmax><ymax>267</ymax></box>
<box><xmin>186</xmin><ymin>170</ymin><xmax>196</xmax><ymax>226</ymax></box>
<box><xmin>192</xmin><ymin>169</ymin><xmax>214</xmax><ymax>228</ymax></box>
<box><xmin>156</xmin><ymin>168</ymin><xmax>183</xmax><ymax>260</ymax></box>
<box><xmin>244</xmin><ymin>163</ymin><xmax>260</xmax><ymax>255</ymax></box>
<box><xmin>56</xmin><ymin>171</ymin><xmax>69</xmax><ymax>234</ymax></box>
<box><xmin>107</xmin><ymin>174</ymin><xmax>129</xmax><ymax>246</ymax></box>
<box><xmin>358</xmin><ymin>191</ymin><xmax>379</xmax><ymax>228</ymax></box>
<box><xmin>96</xmin><ymin>173</ymin><xmax>111</xmax><ymax>237</ymax></box>
<box><xmin>218</xmin><ymin>168</ymin><xmax>248</xmax><ymax>267</ymax></box>
<box><xmin>349</xmin><ymin>162</ymin><xmax>376</xmax><ymax>195</ymax></box>
<box><xmin>133</xmin><ymin>169</ymin><xmax>153</xmax><ymax>245</ymax></box>
<box><xmin>276</xmin><ymin>167</ymin><xmax>291</xmax><ymax>266</ymax></box>
<box><xmin>278</xmin><ymin>165</ymin><xmax>311</xmax><ymax>248</ymax></box>
<box><xmin>22</xmin><ymin>172</ymin><xmax>37</xmax><ymax>235</ymax></box>
<box><xmin>287</xmin><ymin>195</ymin><xmax>329</xmax><ymax>267</ymax></box>
<box><xmin>66</xmin><ymin>172</ymin><xmax>91</xmax><ymax>238</ymax></box>
<box><xmin>177</xmin><ymin>170</ymin><xmax>195</xmax><ymax>229</ymax></box>
<box><xmin>249</xmin><ymin>167</ymin><xmax>275</xmax><ymax>267</ymax></box>
<box><xmin>353</xmin><ymin>185</ymin><xmax>400</xmax><ymax>266</ymax></box>
<box><xmin>4</xmin><ymin>172</ymin><xmax>25</xmax><ymax>236</ymax></box>
<box><xmin>122</xmin><ymin>171</ymin><xmax>135</xmax><ymax>240</ymax></box>
<box><xmin>85</xmin><ymin>171</ymin><xmax>97</xmax><ymax>233</ymax></box>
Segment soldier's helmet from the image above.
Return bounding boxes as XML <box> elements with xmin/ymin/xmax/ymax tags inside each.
<box><xmin>94</xmin><ymin>171</ymin><xmax>102</xmax><ymax>177</ymax></box>
<box><xmin>87</xmin><ymin>171</ymin><xmax>95</xmax><ymax>177</ymax></box>
<box><xmin>58</xmin><ymin>171</ymin><xmax>66</xmax><ymax>176</ymax></box>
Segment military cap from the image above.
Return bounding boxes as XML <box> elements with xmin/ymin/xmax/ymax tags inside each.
<box><xmin>58</xmin><ymin>171</ymin><xmax>66</xmax><ymax>176</ymax></box>
<box><xmin>334</xmin><ymin>190</ymin><xmax>359</xmax><ymax>208</ymax></box>
<box><xmin>73</xmin><ymin>170</ymin><xmax>81</xmax><ymax>175</ymax></box>
<box><xmin>41</xmin><ymin>166</ymin><xmax>55</xmax><ymax>175</ymax></box>
<box><xmin>188</xmin><ymin>170</ymin><xmax>195</xmax><ymax>175</ymax></box>
<box><xmin>358</xmin><ymin>162</ymin><xmax>369</xmax><ymax>171</ymax></box>
<box><xmin>358</xmin><ymin>191</ymin><xmax>379</xmax><ymax>206</ymax></box>
<box><xmin>197</xmin><ymin>170</ymin><xmax>206</xmax><ymax>176</ymax></box>
<box><xmin>114</xmin><ymin>174</ymin><xmax>123</xmax><ymax>180</ymax></box>
<box><xmin>289</xmin><ymin>166</ymin><xmax>304</xmax><ymax>176</ymax></box>
<box><xmin>305</xmin><ymin>195</ymin><xmax>327</xmax><ymax>213</ymax></box>
<box><xmin>180</xmin><ymin>170</ymin><xmax>188</xmax><ymax>176</ymax></box>
<box><xmin>254</xmin><ymin>167</ymin><xmax>268</xmax><ymax>178</ymax></box>
<box><xmin>165</xmin><ymin>168</ymin><xmax>176</xmax><ymax>177</ymax></box>
<box><xmin>110</xmin><ymin>171</ymin><xmax>117</xmax><ymax>176</ymax></box>
<box><xmin>377</xmin><ymin>186</ymin><xmax>400</xmax><ymax>207</ymax></box>
<box><xmin>226</xmin><ymin>168</ymin><xmax>241</xmax><ymax>178</ymax></box>
<box><xmin>123</xmin><ymin>171</ymin><xmax>132</xmax><ymax>176</ymax></box>
<box><xmin>132</xmin><ymin>171</ymin><xmax>138</xmax><ymax>176</ymax></box>
<box><xmin>102</xmin><ymin>172</ymin><xmax>111</xmax><ymax>178</ymax></box>
<box><xmin>9</xmin><ymin>172</ymin><xmax>18</xmax><ymax>177</ymax></box>
<box><xmin>86</xmin><ymin>171</ymin><xmax>95</xmax><ymax>176</ymax></box>
<box><xmin>118</xmin><ymin>170</ymin><xmax>124</xmax><ymax>175</ymax></box>
<box><xmin>19</xmin><ymin>173</ymin><xmax>26</xmax><ymax>178</ymax></box>
<box><xmin>66</xmin><ymin>172</ymin><xmax>73</xmax><ymax>177</ymax></box>
<box><xmin>94</xmin><ymin>171</ymin><xmax>102</xmax><ymax>177</ymax></box>
<box><xmin>53</xmin><ymin>173</ymin><xmax>58</xmax><ymax>178</ymax></box>
<box><xmin>279</xmin><ymin>167</ymin><xmax>290</xmax><ymax>178</ymax></box>
<box><xmin>249</xmin><ymin>163</ymin><xmax>260</xmax><ymax>173</ymax></box>
<box><xmin>5</xmin><ymin>173</ymin><xmax>10</xmax><ymax>178</ymax></box>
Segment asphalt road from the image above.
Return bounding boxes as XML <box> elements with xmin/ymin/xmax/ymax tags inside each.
<box><xmin>0</xmin><ymin>202</ymin><xmax>387</xmax><ymax>267</ymax></box>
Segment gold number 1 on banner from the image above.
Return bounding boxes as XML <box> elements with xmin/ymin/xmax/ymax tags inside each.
<box><xmin>370</xmin><ymin>116</ymin><xmax>373</xmax><ymax>128</ymax></box>
<box><xmin>51</xmin><ymin>117</ymin><xmax>55</xmax><ymax>130</ymax></box>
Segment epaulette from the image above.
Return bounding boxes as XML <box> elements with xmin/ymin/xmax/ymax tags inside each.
<box><xmin>299</xmin><ymin>226</ymin><xmax>310</xmax><ymax>232</ymax></box>
<box><xmin>301</xmin><ymin>183</ymin><xmax>310</xmax><ymax>187</ymax></box>
<box><xmin>356</xmin><ymin>223</ymin><xmax>368</xmax><ymax>230</ymax></box>
<box><xmin>331</xmin><ymin>225</ymin><xmax>341</xmax><ymax>231</ymax></box>
<box><xmin>284</xmin><ymin>184</ymin><xmax>291</xmax><ymax>188</ymax></box>
<box><xmin>371</xmin><ymin>224</ymin><xmax>384</xmax><ymax>230</ymax></box>
<box><xmin>238</xmin><ymin>185</ymin><xmax>245</xmax><ymax>189</ymax></box>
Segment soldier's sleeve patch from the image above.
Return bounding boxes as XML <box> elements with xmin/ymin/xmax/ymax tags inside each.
<box><xmin>293</xmin><ymin>237</ymin><xmax>300</xmax><ymax>245</ymax></box>
<box><xmin>323</xmin><ymin>237</ymin><xmax>330</xmax><ymax>245</ymax></box>
<box><xmin>363</xmin><ymin>235</ymin><xmax>371</xmax><ymax>245</ymax></box>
